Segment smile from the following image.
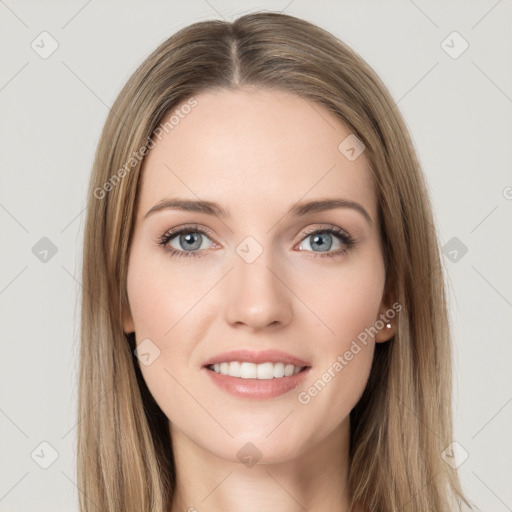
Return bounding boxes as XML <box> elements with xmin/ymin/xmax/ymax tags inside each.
<box><xmin>207</xmin><ymin>361</ymin><xmax>306</xmax><ymax>379</ymax></box>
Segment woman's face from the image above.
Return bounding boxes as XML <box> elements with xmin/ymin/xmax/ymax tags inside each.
<box><xmin>123</xmin><ymin>86</ymin><xmax>395</xmax><ymax>464</ymax></box>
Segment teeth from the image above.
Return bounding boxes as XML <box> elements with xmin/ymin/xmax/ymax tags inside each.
<box><xmin>210</xmin><ymin>361</ymin><xmax>305</xmax><ymax>379</ymax></box>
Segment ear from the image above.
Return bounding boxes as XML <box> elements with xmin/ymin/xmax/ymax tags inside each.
<box><xmin>122</xmin><ymin>301</ymin><xmax>135</xmax><ymax>334</ymax></box>
<box><xmin>374</xmin><ymin>287</ymin><xmax>398</xmax><ymax>343</ymax></box>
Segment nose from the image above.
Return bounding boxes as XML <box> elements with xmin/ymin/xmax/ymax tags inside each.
<box><xmin>223</xmin><ymin>247</ymin><xmax>293</xmax><ymax>331</ymax></box>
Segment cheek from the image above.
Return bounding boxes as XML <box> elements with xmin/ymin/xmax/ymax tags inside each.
<box><xmin>126</xmin><ymin>247</ymin><xmax>201</xmax><ymax>341</ymax></box>
<box><xmin>326</xmin><ymin>278</ymin><xmax>384</xmax><ymax>344</ymax></box>
<box><xmin>293</xmin><ymin>254</ymin><xmax>385</xmax><ymax>416</ymax></box>
<box><xmin>297</xmin><ymin>252</ymin><xmax>386</xmax><ymax>349</ymax></box>
<box><xmin>125</xmin><ymin>247</ymin><xmax>210</xmax><ymax>413</ymax></box>
<box><xmin>125</xmin><ymin>254</ymin><xmax>197</xmax><ymax>425</ymax></box>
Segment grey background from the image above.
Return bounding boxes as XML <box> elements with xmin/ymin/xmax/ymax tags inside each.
<box><xmin>0</xmin><ymin>1</ymin><xmax>511</xmax><ymax>510</ymax></box>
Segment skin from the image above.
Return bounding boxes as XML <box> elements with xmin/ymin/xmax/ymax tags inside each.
<box><xmin>123</xmin><ymin>86</ymin><xmax>396</xmax><ymax>512</ymax></box>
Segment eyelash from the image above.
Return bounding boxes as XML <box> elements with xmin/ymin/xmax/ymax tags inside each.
<box><xmin>156</xmin><ymin>224</ymin><xmax>356</xmax><ymax>260</ymax></box>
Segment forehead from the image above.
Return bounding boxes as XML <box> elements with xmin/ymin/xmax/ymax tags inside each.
<box><xmin>137</xmin><ymin>87</ymin><xmax>376</xmax><ymax>222</ymax></box>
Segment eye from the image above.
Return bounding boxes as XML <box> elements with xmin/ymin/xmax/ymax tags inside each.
<box><xmin>157</xmin><ymin>224</ymin><xmax>215</xmax><ymax>259</ymax></box>
<box><xmin>157</xmin><ymin>224</ymin><xmax>356</xmax><ymax>259</ymax></box>
<box><xmin>296</xmin><ymin>226</ymin><xmax>355</xmax><ymax>259</ymax></box>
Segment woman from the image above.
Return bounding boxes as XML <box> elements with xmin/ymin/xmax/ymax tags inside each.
<box><xmin>78</xmin><ymin>11</ymin><xmax>474</xmax><ymax>512</ymax></box>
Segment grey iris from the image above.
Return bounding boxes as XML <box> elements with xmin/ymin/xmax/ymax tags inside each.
<box><xmin>310</xmin><ymin>232</ymin><xmax>333</xmax><ymax>252</ymax></box>
<box><xmin>180</xmin><ymin>232</ymin><xmax>202</xmax><ymax>251</ymax></box>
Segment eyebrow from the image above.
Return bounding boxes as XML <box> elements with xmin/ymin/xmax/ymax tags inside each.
<box><xmin>144</xmin><ymin>197</ymin><xmax>373</xmax><ymax>226</ymax></box>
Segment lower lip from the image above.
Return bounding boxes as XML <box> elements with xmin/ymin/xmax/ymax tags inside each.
<box><xmin>202</xmin><ymin>366</ymin><xmax>311</xmax><ymax>399</ymax></box>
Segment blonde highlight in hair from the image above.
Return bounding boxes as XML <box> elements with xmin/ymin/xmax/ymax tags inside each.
<box><xmin>79</xmin><ymin>12</ymin><xmax>473</xmax><ymax>511</ymax></box>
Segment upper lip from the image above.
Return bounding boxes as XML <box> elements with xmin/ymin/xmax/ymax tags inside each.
<box><xmin>202</xmin><ymin>349</ymin><xmax>310</xmax><ymax>368</ymax></box>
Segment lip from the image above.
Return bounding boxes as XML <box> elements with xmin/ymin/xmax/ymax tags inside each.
<box><xmin>202</xmin><ymin>349</ymin><xmax>310</xmax><ymax>368</ymax></box>
<box><xmin>202</xmin><ymin>365</ymin><xmax>312</xmax><ymax>399</ymax></box>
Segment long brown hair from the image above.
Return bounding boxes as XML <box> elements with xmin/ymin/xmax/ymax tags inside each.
<box><xmin>79</xmin><ymin>12</ymin><xmax>473</xmax><ymax>511</ymax></box>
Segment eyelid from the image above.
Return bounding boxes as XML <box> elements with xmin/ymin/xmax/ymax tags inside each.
<box><xmin>159</xmin><ymin>223</ymin><xmax>352</xmax><ymax>246</ymax></box>
<box><xmin>300</xmin><ymin>224</ymin><xmax>351</xmax><ymax>239</ymax></box>
<box><xmin>159</xmin><ymin>223</ymin><xmax>217</xmax><ymax>242</ymax></box>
